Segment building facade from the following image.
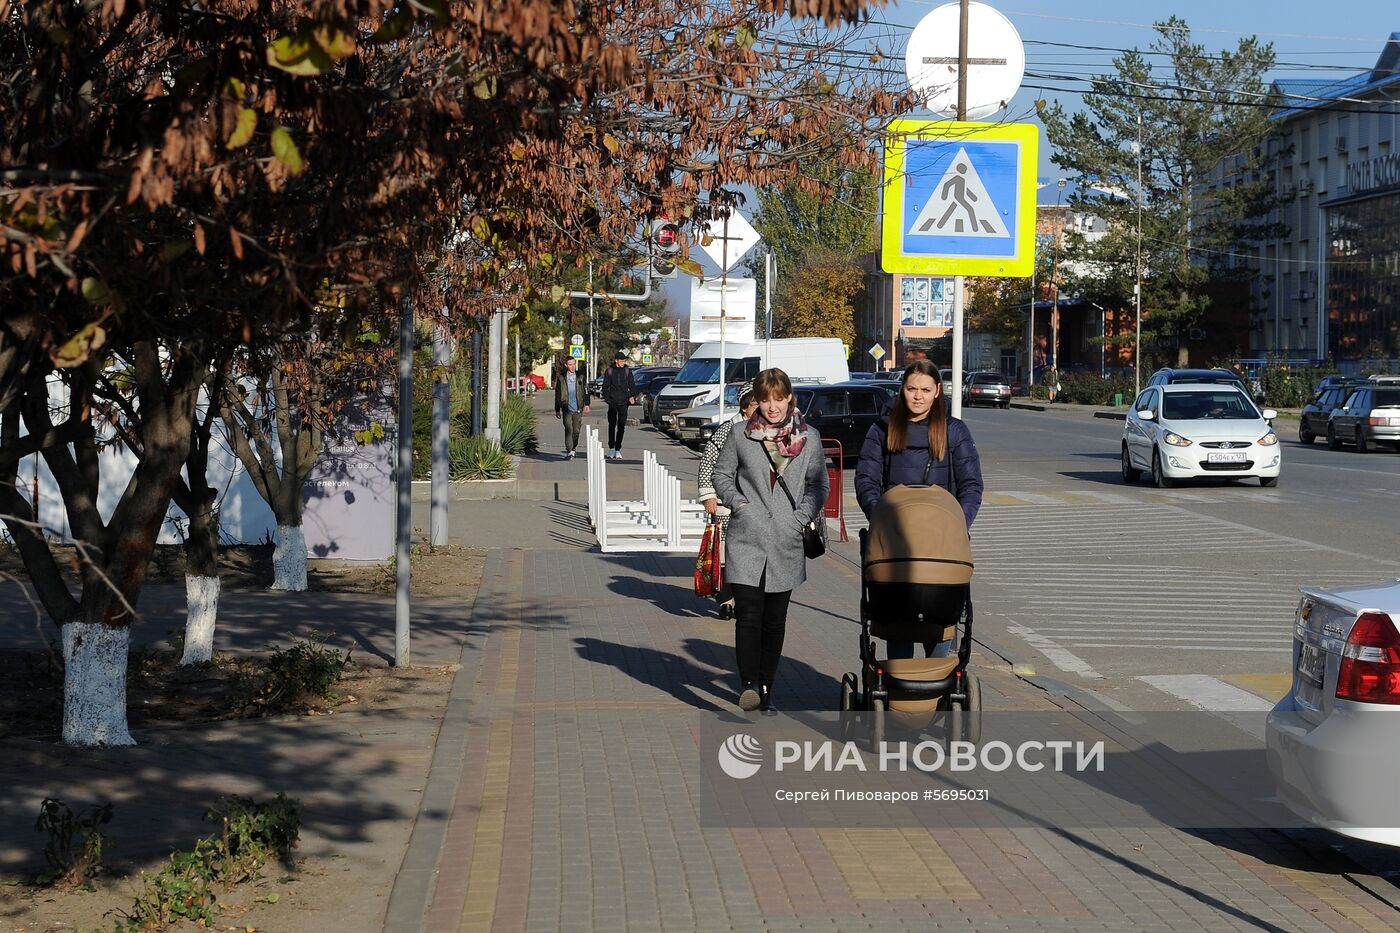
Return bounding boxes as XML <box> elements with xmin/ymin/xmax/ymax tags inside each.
<box><xmin>1223</xmin><ymin>35</ymin><xmax>1400</xmax><ymax>372</ymax></box>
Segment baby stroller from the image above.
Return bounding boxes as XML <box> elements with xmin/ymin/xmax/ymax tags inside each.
<box><xmin>838</xmin><ymin>483</ymin><xmax>981</xmax><ymax>747</ymax></box>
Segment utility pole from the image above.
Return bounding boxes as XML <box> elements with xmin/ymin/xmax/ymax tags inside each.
<box><xmin>1028</xmin><ymin>245</ymin><xmax>1036</xmax><ymax>386</ymax></box>
<box><xmin>470</xmin><ymin>326</ymin><xmax>483</xmax><ymax>436</ymax></box>
<box><xmin>718</xmin><ymin>213</ymin><xmax>730</xmax><ymax>422</ymax></box>
<box><xmin>431</xmin><ymin>324</ymin><xmax>450</xmax><ymax>547</ymax></box>
<box><xmin>394</xmin><ymin>294</ymin><xmax>413</xmax><ymax>667</ymax></box>
<box><xmin>587</xmin><ymin>262</ymin><xmax>595</xmax><ymax>385</ymax></box>
<box><xmin>1052</xmin><ymin>178</ymin><xmax>1065</xmax><ymax>383</ymax></box>
<box><xmin>485</xmin><ymin>309</ymin><xmax>503</xmax><ymax>443</ymax></box>
<box><xmin>950</xmin><ymin>0</ymin><xmax>970</xmax><ymax>421</ymax></box>
<box><xmin>1134</xmin><ymin>113</ymin><xmax>1144</xmax><ymax>399</ymax></box>
<box><xmin>764</xmin><ymin>248</ymin><xmax>774</xmax><ymax>341</ymax></box>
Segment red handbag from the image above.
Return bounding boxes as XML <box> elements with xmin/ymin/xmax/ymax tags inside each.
<box><xmin>693</xmin><ymin>521</ymin><xmax>723</xmax><ymax>597</ymax></box>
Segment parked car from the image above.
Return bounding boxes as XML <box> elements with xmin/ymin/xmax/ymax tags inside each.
<box><xmin>793</xmin><ymin>383</ymin><xmax>890</xmax><ymax>463</ymax></box>
<box><xmin>1298</xmin><ymin>378</ymin><xmax>1366</xmax><ymax>444</ymax></box>
<box><xmin>939</xmin><ymin>368</ymin><xmax>954</xmax><ymax>397</ymax></box>
<box><xmin>1121</xmin><ymin>384</ymin><xmax>1281</xmax><ymax>488</ymax></box>
<box><xmin>505</xmin><ymin>374</ymin><xmax>545</xmax><ymax>394</ymax></box>
<box><xmin>1326</xmin><ymin>383</ymin><xmax>1400</xmax><ymax>452</ymax></box>
<box><xmin>1267</xmin><ymin>580</ymin><xmax>1400</xmax><ymax>847</ymax></box>
<box><xmin>963</xmin><ymin>371</ymin><xmax>1012</xmax><ymax>408</ymax></box>
<box><xmin>642</xmin><ymin>375</ymin><xmax>677</xmax><ymax>425</ymax></box>
<box><xmin>1146</xmin><ymin>367</ymin><xmax>1255</xmax><ymax>400</ymax></box>
<box><xmin>672</xmin><ymin>383</ymin><xmax>745</xmax><ymax>447</ymax></box>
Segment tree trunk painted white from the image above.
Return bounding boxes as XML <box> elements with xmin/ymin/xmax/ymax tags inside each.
<box><xmin>62</xmin><ymin>622</ymin><xmax>135</xmax><ymax>747</ymax></box>
<box><xmin>271</xmin><ymin>524</ymin><xmax>307</xmax><ymax>591</ymax></box>
<box><xmin>181</xmin><ymin>575</ymin><xmax>220</xmax><ymax>665</ymax></box>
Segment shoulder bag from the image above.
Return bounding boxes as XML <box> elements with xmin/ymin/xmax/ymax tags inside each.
<box><xmin>760</xmin><ymin>441</ymin><xmax>826</xmax><ymax>559</ymax></box>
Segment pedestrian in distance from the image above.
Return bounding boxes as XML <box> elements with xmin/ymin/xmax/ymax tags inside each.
<box><xmin>554</xmin><ymin>356</ymin><xmax>590</xmax><ymax>460</ymax></box>
<box><xmin>602</xmin><ymin>350</ymin><xmax>636</xmax><ymax>460</ymax></box>
<box><xmin>855</xmin><ymin>358</ymin><xmax>984</xmax><ymax>659</ymax></box>
<box><xmin>695</xmin><ymin>381</ymin><xmax>757</xmax><ymax>620</ymax></box>
<box><xmin>714</xmin><ymin>368</ymin><xmax>829</xmax><ymax>713</ymax></box>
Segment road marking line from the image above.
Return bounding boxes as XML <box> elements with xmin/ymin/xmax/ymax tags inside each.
<box><xmin>1137</xmin><ymin>675</ymin><xmax>1277</xmax><ymax>712</ymax></box>
<box><xmin>1007</xmin><ymin>623</ymin><xmax>1102</xmax><ymax>680</ymax></box>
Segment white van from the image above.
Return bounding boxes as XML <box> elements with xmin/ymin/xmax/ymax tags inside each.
<box><xmin>653</xmin><ymin>338</ymin><xmax>849</xmax><ymax>432</ymax></box>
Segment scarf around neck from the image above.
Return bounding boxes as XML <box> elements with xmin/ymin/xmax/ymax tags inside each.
<box><xmin>745</xmin><ymin>408</ymin><xmax>808</xmax><ymax>474</ymax></box>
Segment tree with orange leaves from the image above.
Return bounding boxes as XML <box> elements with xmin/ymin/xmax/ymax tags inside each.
<box><xmin>1</xmin><ymin>0</ymin><xmax>908</xmax><ymax>745</ymax></box>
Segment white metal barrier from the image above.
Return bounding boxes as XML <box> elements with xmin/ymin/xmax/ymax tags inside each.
<box><xmin>585</xmin><ymin>427</ymin><xmax>704</xmax><ymax>553</ymax></box>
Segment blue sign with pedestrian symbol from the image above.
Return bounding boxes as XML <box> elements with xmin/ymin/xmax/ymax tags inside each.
<box><xmin>882</xmin><ymin>120</ymin><xmax>1037</xmax><ymax>277</ymax></box>
<box><xmin>569</xmin><ymin>345</ymin><xmax>586</xmax><ymax>360</ymax></box>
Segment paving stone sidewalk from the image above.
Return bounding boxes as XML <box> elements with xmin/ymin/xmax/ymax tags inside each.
<box><xmin>385</xmin><ymin>440</ymin><xmax>1400</xmax><ymax>933</ymax></box>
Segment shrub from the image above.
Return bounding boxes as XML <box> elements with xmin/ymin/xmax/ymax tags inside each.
<box><xmin>499</xmin><ymin>394</ymin><xmax>539</xmax><ymax>454</ymax></box>
<box><xmin>1056</xmin><ymin>372</ymin><xmax>1137</xmax><ymax>406</ymax></box>
<box><xmin>1258</xmin><ymin>360</ymin><xmax>1337</xmax><ymax>409</ymax></box>
<box><xmin>204</xmin><ymin>794</ymin><xmax>302</xmax><ymax>883</ymax></box>
<box><xmin>241</xmin><ymin>634</ymin><xmax>349</xmax><ymax>714</ymax></box>
<box><xmin>1029</xmin><ymin>384</ymin><xmax>1051</xmax><ymax>401</ymax></box>
<box><xmin>449</xmin><ymin>434</ymin><xmax>513</xmax><ymax>480</ymax></box>
<box><xmin>34</xmin><ymin>798</ymin><xmax>113</xmax><ymax>887</ymax></box>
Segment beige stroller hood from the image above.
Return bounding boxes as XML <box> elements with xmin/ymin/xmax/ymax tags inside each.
<box><xmin>865</xmin><ymin>484</ymin><xmax>973</xmax><ymax>584</ymax></box>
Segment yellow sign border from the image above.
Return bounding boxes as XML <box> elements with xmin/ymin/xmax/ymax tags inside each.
<box><xmin>881</xmin><ymin>120</ymin><xmax>1038</xmax><ymax>277</ymax></box>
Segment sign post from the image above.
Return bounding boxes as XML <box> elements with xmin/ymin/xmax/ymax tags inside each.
<box><xmin>895</xmin><ymin>0</ymin><xmax>1029</xmax><ymax>419</ymax></box>
<box><xmin>699</xmin><ymin>211</ymin><xmax>763</xmax><ymax>422</ymax></box>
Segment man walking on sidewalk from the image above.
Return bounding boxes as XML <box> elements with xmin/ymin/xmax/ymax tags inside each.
<box><xmin>554</xmin><ymin>356</ymin><xmax>590</xmax><ymax>460</ymax></box>
<box><xmin>602</xmin><ymin>350</ymin><xmax>636</xmax><ymax>460</ymax></box>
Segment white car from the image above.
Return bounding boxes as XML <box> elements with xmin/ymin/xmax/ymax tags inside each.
<box><xmin>1267</xmin><ymin>580</ymin><xmax>1400</xmax><ymax>846</ymax></box>
<box><xmin>1121</xmin><ymin>384</ymin><xmax>1281</xmax><ymax>488</ymax></box>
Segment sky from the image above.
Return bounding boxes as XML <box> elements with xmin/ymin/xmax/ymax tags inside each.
<box><xmin>657</xmin><ymin>2</ymin><xmax>1398</xmax><ymax>319</ymax></box>
<box><xmin>879</xmin><ymin>0</ymin><xmax>1398</xmax><ymax>178</ymax></box>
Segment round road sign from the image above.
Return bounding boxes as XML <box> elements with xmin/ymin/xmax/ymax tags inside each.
<box><xmin>905</xmin><ymin>2</ymin><xmax>1025</xmax><ymax>121</ymax></box>
<box><xmin>570</xmin><ymin>333</ymin><xmax>585</xmax><ymax>346</ymax></box>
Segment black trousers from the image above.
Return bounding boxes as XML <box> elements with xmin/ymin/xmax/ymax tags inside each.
<box><xmin>731</xmin><ymin>573</ymin><xmax>792</xmax><ymax>687</ymax></box>
<box><xmin>607</xmin><ymin>404</ymin><xmax>628</xmax><ymax>450</ymax></box>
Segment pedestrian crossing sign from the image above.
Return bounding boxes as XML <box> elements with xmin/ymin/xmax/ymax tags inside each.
<box><xmin>569</xmin><ymin>345</ymin><xmax>586</xmax><ymax>360</ymax></box>
<box><xmin>882</xmin><ymin>120</ymin><xmax>1037</xmax><ymax>276</ymax></box>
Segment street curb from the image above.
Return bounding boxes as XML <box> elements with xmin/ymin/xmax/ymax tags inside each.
<box><xmin>382</xmin><ymin>556</ymin><xmax>495</xmax><ymax>933</ymax></box>
<box><xmin>1009</xmin><ymin>402</ymin><xmax>1047</xmax><ymax>412</ymax></box>
<box><xmin>1093</xmin><ymin>411</ymin><xmax>1127</xmax><ymax>421</ymax></box>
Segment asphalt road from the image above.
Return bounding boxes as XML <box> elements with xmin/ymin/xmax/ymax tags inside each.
<box><xmin>931</xmin><ymin>405</ymin><xmax>1400</xmax><ymax>711</ymax></box>
<box><xmin>633</xmin><ymin>404</ymin><xmax>1400</xmax><ymax>712</ymax></box>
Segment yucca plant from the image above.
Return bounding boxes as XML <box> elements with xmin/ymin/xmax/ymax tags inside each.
<box><xmin>449</xmin><ymin>435</ymin><xmax>513</xmax><ymax>480</ymax></box>
<box><xmin>499</xmin><ymin>394</ymin><xmax>539</xmax><ymax>454</ymax></box>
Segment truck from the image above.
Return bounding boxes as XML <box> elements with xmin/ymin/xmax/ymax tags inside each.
<box><xmin>652</xmin><ymin>338</ymin><xmax>849</xmax><ymax>435</ymax></box>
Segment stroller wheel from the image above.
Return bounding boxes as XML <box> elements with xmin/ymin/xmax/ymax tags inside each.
<box><xmin>839</xmin><ymin>674</ymin><xmax>857</xmax><ymax>743</ymax></box>
<box><xmin>951</xmin><ymin>672</ymin><xmax>982</xmax><ymax>744</ymax></box>
<box><xmin>871</xmin><ymin>697</ymin><xmax>886</xmax><ymax>752</ymax></box>
<box><xmin>717</xmin><ymin>601</ymin><xmax>733</xmax><ymax>620</ymax></box>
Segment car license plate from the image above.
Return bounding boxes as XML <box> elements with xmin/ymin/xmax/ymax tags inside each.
<box><xmin>1296</xmin><ymin>641</ymin><xmax>1326</xmax><ymax>689</ymax></box>
<box><xmin>1207</xmin><ymin>452</ymin><xmax>1247</xmax><ymax>463</ymax></box>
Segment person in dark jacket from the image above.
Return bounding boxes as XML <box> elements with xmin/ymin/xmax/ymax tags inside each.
<box><xmin>553</xmin><ymin>356</ymin><xmax>591</xmax><ymax>459</ymax></box>
<box><xmin>854</xmin><ymin>359</ymin><xmax>984</xmax><ymax>659</ymax></box>
<box><xmin>601</xmin><ymin>350</ymin><xmax>636</xmax><ymax>460</ymax></box>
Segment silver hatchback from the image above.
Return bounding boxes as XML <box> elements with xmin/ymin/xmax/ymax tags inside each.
<box><xmin>1266</xmin><ymin>580</ymin><xmax>1400</xmax><ymax>847</ymax></box>
<box><xmin>1326</xmin><ymin>380</ymin><xmax>1400</xmax><ymax>452</ymax></box>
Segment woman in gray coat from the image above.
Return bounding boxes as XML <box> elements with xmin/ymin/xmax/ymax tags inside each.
<box><xmin>713</xmin><ymin>368</ymin><xmax>829</xmax><ymax>712</ymax></box>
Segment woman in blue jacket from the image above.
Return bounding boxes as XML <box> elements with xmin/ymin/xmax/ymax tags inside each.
<box><xmin>854</xmin><ymin>359</ymin><xmax>984</xmax><ymax>658</ymax></box>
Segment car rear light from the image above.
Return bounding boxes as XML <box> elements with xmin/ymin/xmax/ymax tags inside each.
<box><xmin>1367</xmin><ymin>416</ymin><xmax>1399</xmax><ymax>426</ymax></box>
<box><xmin>1336</xmin><ymin>612</ymin><xmax>1400</xmax><ymax>705</ymax></box>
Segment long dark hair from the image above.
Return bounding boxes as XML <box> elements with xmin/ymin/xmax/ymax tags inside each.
<box><xmin>886</xmin><ymin>359</ymin><xmax>948</xmax><ymax>459</ymax></box>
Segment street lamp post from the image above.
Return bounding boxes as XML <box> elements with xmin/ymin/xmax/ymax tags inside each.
<box><xmin>1134</xmin><ymin>113</ymin><xmax>1144</xmax><ymax>398</ymax></box>
<box><xmin>1051</xmin><ymin>179</ymin><xmax>1065</xmax><ymax>379</ymax></box>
